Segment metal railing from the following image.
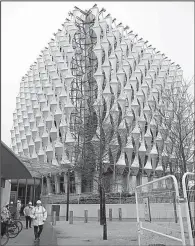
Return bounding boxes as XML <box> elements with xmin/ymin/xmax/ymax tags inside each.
<box><xmin>182</xmin><ymin>172</ymin><xmax>195</xmax><ymax>246</ymax></box>
<box><xmin>135</xmin><ymin>175</ymin><xmax>186</xmax><ymax>246</ymax></box>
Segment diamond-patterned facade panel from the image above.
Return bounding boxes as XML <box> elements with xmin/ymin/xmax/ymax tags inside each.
<box><xmin>11</xmin><ymin>6</ymin><xmax>183</xmax><ymax>193</ymax></box>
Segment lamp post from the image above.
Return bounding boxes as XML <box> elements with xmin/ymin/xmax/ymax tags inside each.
<box><xmin>60</xmin><ymin>152</ymin><xmax>73</xmax><ymax>222</ymax></box>
<box><xmin>66</xmin><ymin>169</ymin><xmax>70</xmax><ymax>221</ymax></box>
<box><xmin>33</xmin><ymin>177</ymin><xmax>36</xmax><ymax>205</ymax></box>
<box><xmin>24</xmin><ymin>179</ymin><xmax>28</xmax><ymax>206</ymax></box>
<box><xmin>41</xmin><ymin>175</ymin><xmax>44</xmax><ymax>199</ymax></box>
<box><xmin>63</xmin><ymin>132</ymin><xmax>75</xmax><ymax>221</ymax></box>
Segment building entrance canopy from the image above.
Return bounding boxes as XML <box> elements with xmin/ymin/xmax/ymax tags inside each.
<box><xmin>1</xmin><ymin>142</ymin><xmax>32</xmax><ymax>179</ymax></box>
<box><xmin>18</xmin><ymin>156</ymin><xmax>63</xmax><ymax>178</ymax></box>
<box><xmin>1</xmin><ymin>142</ymin><xmax>63</xmax><ymax>180</ymax></box>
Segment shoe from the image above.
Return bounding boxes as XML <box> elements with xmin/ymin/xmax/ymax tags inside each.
<box><xmin>26</xmin><ymin>228</ymin><xmax>28</xmax><ymax>229</ymax></box>
<box><xmin>37</xmin><ymin>238</ymin><xmax>40</xmax><ymax>241</ymax></box>
<box><xmin>30</xmin><ymin>227</ymin><xmax>32</xmax><ymax>228</ymax></box>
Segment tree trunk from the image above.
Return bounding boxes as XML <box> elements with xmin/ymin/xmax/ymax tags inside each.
<box><xmin>102</xmin><ymin>188</ymin><xmax>107</xmax><ymax>240</ymax></box>
<box><xmin>99</xmin><ymin>184</ymin><xmax>103</xmax><ymax>225</ymax></box>
<box><xmin>99</xmin><ymin>111</ymin><xmax>103</xmax><ymax>226</ymax></box>
<box><xmin>181</xmin><ymin>147</ymin><xmax>187</xmax><ymax>173</ymax></box>
<box><xmin>170</xmin><ymin>165</ymin><xmax>178</xmax><ymax>223</ymax></box>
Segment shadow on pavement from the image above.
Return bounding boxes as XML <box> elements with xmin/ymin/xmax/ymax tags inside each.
<box><xmin>39</xmin><ymin>220</ymin><xmax>58</xmax><ymax>246</ymax></box>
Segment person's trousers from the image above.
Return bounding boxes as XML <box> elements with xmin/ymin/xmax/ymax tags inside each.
<box><xmin>34</xmin><ymin>225</ymin><xmax>43</xmax><ymax>239</ymax></box>
<box><xmin>1</xmin><ymin>222</ymin><xmax>7</xmax><ymax>236</ymax></box>
<box><xmin>25</xmin><ymin>216</ymin><xmax>32</xmax><ymax>228</ymax></box>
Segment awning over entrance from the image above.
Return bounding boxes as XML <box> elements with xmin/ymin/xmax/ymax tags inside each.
<box><xmin>18</xmin><ymin>156</ymin><xmax>63</xmax><ymax>178</ymax></box>
<box><xmin>1</xmin><ymin>141</ymin><xmax>32</xmax><ymax>179</ymax></box>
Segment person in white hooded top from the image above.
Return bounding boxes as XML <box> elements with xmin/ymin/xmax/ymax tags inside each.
<box><xmin>31</xmin><ymin>200</ymin><xmax>47</xmax><ymax>241</ymax></box>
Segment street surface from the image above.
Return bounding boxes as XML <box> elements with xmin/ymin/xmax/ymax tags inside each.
<box><xmin>55</xmin><ymin>220</ymin><xmax>185</xmax><ymax>246</ymax></box>
<box><xmin>7</xmin><ymin>220</ymin><xmax>57</xmax><ymax>246</ymax></box>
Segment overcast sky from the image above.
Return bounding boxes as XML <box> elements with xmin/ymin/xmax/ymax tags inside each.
<box><xmin>2</xmin><ymin>1</ymin><xmax>194</xmax><ymax>146</ymax></box>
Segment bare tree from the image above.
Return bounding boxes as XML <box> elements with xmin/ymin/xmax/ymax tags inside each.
<box><xmin>70</xmin><ymin>96</ymin><xmax>123</xmax><ymax>240</ymax></box>
<box><xmin>156</xmin><ymin>77</ymin><xmax>195</xmax><ymax>238</ymax></box>
<box><xmin>157</xmin><ymin>78</ymin><xmax>194</xmax><ymax>184</ymax></box>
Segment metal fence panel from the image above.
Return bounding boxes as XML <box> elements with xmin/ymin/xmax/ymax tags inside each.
<box><xmin>135</xmin><ymin>175</ymin><xmax>186</xmax><ymax>246</ymax></box>
<box><xmin>182</xmin><ymin>172</ymin><xmax>195</xmax><ymax>246</ymax></box>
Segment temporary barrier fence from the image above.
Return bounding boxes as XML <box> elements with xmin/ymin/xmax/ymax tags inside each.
<box><xmin>135</xmin><ymin>175</ymin><xmax>186</xmax><ymax>246</ymax></box>
<box><xmin>182</xmin><ymin>172</ymin><xmax>195</xmax><ymax>246</ymax></box>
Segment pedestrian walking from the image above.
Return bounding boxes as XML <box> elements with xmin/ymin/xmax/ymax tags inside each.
<box><xmin>16</xmin><ymin>200</ymin><xmax>21</xmax><ymax>219</ymax></box>
<box><xmin>31</xmin><ymin>200</ymin><xmax>47</xmax><ymax>242</ymax></box>
<box><xmin>23</xmin><ymin>202</ymin><xmax>34</xmax><ymax>229</ymax></box>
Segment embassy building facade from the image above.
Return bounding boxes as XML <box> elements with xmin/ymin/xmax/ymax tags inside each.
<box><xmin>10</xmin><ymin>6</ymin><xmax>184</xmax><ymax>198</ymax></box>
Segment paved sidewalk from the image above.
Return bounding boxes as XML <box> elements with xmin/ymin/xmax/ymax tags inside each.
<box><xmin>54</xmin><ymin>220</ymin><xmax>186</xmax><ymax>246</ymax></box>
<box><xmin>7</xmin><ymin>221</ymin><xmax>57</xmax><ymax>246</ymax></box>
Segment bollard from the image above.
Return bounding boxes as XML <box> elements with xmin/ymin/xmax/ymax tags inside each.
<box><xmin>69</xmin><ymin>211</ymin><xmax>73</xmax><ymax>224</ymax></box>
<box><xmin>52</xmin><ymin>211</ymin><xmax>56</xmax><ymax>226</ymax></box>
<box><xmin>118</xmin><ymin>208</ymin><xmax>122</xmax><ymax>221</ymax></box>
<box><xmin>78</xmin><ymin>194</ymin><xmax>80</xmax><ymax>204</ymax></box>
<box><xmin>109</xmin><ymin>208</ymin><xmax>112</xmax><ymax>221</ymax></box>
<box><xmin>84</xmin><ymin>210</ymin><xmax>88</xmax><ymax>223</ymax></box>
<box><xmin>98</xmin><ymin>209</ymin><xmax>100</xmax><ymax>222</ymax></box>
